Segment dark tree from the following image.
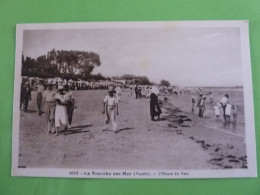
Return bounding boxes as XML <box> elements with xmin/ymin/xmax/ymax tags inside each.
<box><xmin>160</xmin><ymin>79</ymin><xmax>170</xmax><ymax>87</ymax></box>
<box><xmin>22</xmin><ymin>49</ymin><xmax>101</xmax><ymax>79</ymax></box>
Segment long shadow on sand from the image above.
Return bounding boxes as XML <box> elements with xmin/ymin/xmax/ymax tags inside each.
<box><xmin>116</xmin><ymin>127</ymin><xmax>134</xmax><ymax>133</ymax></box>
<box><xmin>70</xmin><ymin>125</ymin><xmax>93</xmax><ymax>129</ymax></box>
<box><xmin>62</xmin><ymin>128</ymin><xmax>90</xmax><ymax>135</ymax></box>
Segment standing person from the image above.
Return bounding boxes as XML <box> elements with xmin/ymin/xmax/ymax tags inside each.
<box><xmin>209</xmin><ymin>92</ymin><xmax>214</xmax><ymax>110</ymax></box>
<box><xmin>102</xmin><ymin>86</ymin><xmax>119</xmax><ymax>133</ymax></box>
<box><xmin>55</xmin><ymin>86</ymin><xmax>69</xmax><ymax>135</ymax></box>
<box><xmin>23</xmin><ymin>81</ymin><xmax>32</xmax><ymax>112</ymax></box>
<box><xmin>115</xmin><ymin>85</ymin><xmax>122</xmax><ymax>102</ymax></box>
<box><xmin>34</xmin><ymin>80</ymin><xmax>45</xmax><ymax>115</ymax></box>
<box><xmin>150</xmin><ymin>87</ymin><xmax>162</xmax><ymax>121</ymax></box>
<box><xmin>225</xmin><ymin>102</ymin><xmax>232</xmax><ymax>126</ymax></box>
<box><xmin>191</xmin><ymin>94</ymin><xmax>195</xmax><ymax>113</ymax></box>
<box><xmin>138</xmin><ymin>86</ymin><xmax>142</xmax><ymax>99</ymax></box>
<box><xmin>20</xmin><ymin>82</ymin><xmax>26</xmax><ymax>111</ymax></box>
<box><xmin>135</xmin><ymin>85</ymin><xmax>139</xmax><ymax>99</ymax></box>
<box><xmin>220</xmin><ymin>94</ymin><xmax>229</xmax><ymax>124</ymax></box>
<box><xmin>64</xmin><ymin>85</ymin><xmax>75</xmax><ymax>128</ymax></box>
<box><xmin>213</xmin><ymin>103</ymin><xmax>221</xmax><ymax>122</ymax></box>
<box><xmin>197</xmin><ymin>94</ymin><xmax>206</xmax><ymax>118</ymax></box>
<box><xmin>232</xmin><ymin>105</ymin><xmax>239</xmax><ymax>128</ymax></box>
<box><xmin>41</xmin><ymin>81</ymin><xmax>56</xmax><ymax>134</ymax></box>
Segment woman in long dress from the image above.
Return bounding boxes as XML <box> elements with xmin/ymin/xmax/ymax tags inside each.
<box><xmin>197</xmin><ymin>94</ymin><xmax>206</xmax><ymax>118</ymax></box>
<box><xmin>150</xmin><ymin>87</ymin><xmax>162</xmax><ymax>121</ymax></box>
<box><xmin>55</xmin><ymin>86</ymin><xmax>69</xmax><ymax>135</ymax></box>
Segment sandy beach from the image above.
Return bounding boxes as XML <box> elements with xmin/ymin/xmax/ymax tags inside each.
<box><xmin>18</xmin><ymin>89</ymin><xmax>247</xmax><ymax>170</ymax></box>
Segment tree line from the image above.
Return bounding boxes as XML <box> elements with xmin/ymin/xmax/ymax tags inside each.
<box><xmin>22</xmin><ymin>49</ymin><xmax>102</xmax><ymax>80</ymax></box>
<box><xmin>21</xmin><ymin>49</ymin><xmax>171</xmax><ymax>86</ymax></box>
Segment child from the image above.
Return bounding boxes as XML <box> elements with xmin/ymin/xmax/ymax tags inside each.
<box><xmin>220</xmin><ymin>94</ymin><xmax>229</xmax><ymax>123</ymax></box>
<box><xmin>103</xmin><ymin>86</ymin><xmax>119</xmax><ymax>133</ymax></box>
<box><xmin>213</xmin><ymin>103</ymin><xmax>221</xmax><ymax>122</ymax></box>
<box><xmin>232</xmin><ymin>105</ymin><xmax>239</xmax><ymax>128</ymax></box>
<box><xmin>225</xmin><ymin>103</ymin><xmax>232</xmax><ymax>126</ymax></box>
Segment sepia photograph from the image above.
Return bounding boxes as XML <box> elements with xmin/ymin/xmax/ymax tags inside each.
<box><xmin>12</xmin><ymin>21</ymin><xmax>256</xmax><ymax>178</ymax></box>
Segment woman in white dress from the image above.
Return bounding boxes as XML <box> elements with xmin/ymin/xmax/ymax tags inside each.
<box><xmin>55</xmin><ymin>86</ymin><xmax>69</xmax><ymax>135</ymax></box>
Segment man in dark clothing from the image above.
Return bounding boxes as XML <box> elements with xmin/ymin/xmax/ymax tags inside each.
<box><xmin>23</xmin><ymin>82</ymin><xmax>32</xmax><ymax>112</ymax></box>
<box><xmin>135</xmin><ymin>85</ymin><xmax>139</xmax><ymax>99</ymax></box>
<box><xmin>138</xmin><ymin>87</ymin><xmax>142</xmax><ymax>99</ymax></box>
<box><xmin>20</xmin><ymin>83</ymin><xmax>26</xmax><ymax>110</ymax></box>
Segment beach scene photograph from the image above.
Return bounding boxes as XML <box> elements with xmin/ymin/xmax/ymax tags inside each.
<box><xmin>13</xmin><ymin>22</ymin><xmax>255</xmax><ymax>178</ymax></box>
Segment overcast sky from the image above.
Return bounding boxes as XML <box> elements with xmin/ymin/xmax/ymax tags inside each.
<box><xmin>23</xmin><ymin>27</ymin><xmax>242</xmax><ymax>87</ymax></box>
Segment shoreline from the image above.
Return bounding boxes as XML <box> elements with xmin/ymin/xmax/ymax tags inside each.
<box><xmin>161</xmin><ymin>99</ymin><xmax>247</xmax><ymax>169</ymax></box>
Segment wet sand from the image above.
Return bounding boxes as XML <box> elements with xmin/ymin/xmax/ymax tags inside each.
<box><xmin>18</xmin><ymin>89</ymin><xmax>247</xmax><ymax>170</ymax></box>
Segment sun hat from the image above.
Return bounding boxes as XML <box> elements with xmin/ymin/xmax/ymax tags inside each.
<box><xmin>108</xmin><ymin>86</ymin><xmax>116</xmax><ymax>93</ymax></box>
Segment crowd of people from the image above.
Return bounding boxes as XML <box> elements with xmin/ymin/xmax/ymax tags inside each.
<box><xmin>20</xmin><ymin>78</ymin><xmax>164</xmax><ymax>135</ymax></box>
<box><xmin>193</xmin><ymin>91</ymin><xmax>239</xmax><ymax>127</ymax></box>
<box><xmin>20</xmin><ymin>80</ymin><xmax>75</xmax><ymax>135</ymax></box>
<box><xmin>20</xmin><ymin>78</ymin><xmax>239</xmax><ymax>135</ymax></box>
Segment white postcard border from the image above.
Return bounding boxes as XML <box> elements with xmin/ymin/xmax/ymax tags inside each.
<box><xmin>12</xmin><ymin>21</ymin><xmax>257</xmax><ymax>179</ymax></box>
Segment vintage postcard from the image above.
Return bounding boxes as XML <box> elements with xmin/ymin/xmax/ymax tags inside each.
<box><xmin>12</xmin><ymin>21</ymin><xmax>257</xmax><ymax>178</ymax></box>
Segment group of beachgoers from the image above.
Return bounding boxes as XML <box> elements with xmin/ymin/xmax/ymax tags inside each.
<box><xmin>20</xmin><ymin>80</ymin><xmax>164</xmax><ymax>134</ymax></box>
<box><xmin>20</xmin><ymin>79</ymin><xmax>239</xmax><ymax>135</ymax></box>
<box><xmin>20</xmin><ymin>80</ymin><xmax>75</xmax><ymax>135</ymax></box>
<box><xmin>192</xmin><ymin>91</ymin><xmax>239</xmax><ymax>127</ymax></box>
